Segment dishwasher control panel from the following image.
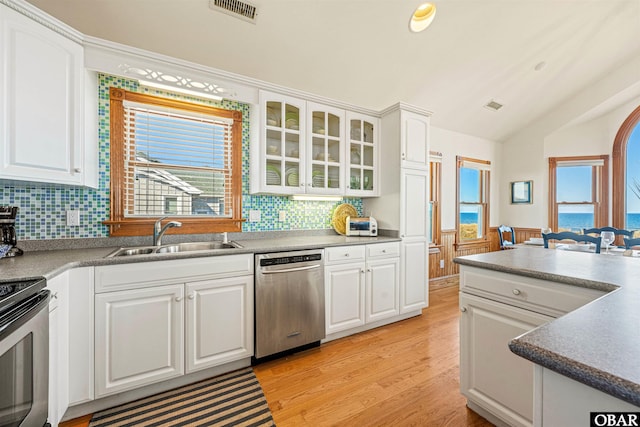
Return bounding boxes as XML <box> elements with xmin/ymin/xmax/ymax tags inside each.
<box><xmin>259</xmin><ymin>253</ymin><xmax>322</xmax><ymax>267</ymax></box>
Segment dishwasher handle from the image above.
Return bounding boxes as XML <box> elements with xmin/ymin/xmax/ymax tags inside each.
<box><xmin>260</xmin><ymin>264</ymin><xmax>321</xmax><ymax>274</ymax></box>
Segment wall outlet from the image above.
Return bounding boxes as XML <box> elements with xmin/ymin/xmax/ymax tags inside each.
<box><xmin>249</xmin><ymin>210</ymin><xmax>261</xmax><ymax>222</ymax></box>
<box><xmin>439</xmin><ymin>259</ymin><xmax>444</xmax><ymax>269</ymax></box>
<box><xmin>278</xmin><ymin>210</ymin><xmax>286</xmax><ymax>222</ymax></box>
<box><xmin>66</xmin><ymin>210</ymin><xmax>80</xmax><ymax>226</ymax></box>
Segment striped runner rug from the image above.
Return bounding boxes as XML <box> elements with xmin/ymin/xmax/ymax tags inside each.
<box><xmin>89</xmin><ymin>368</ymin><xmax>275</xmax><ymax>427</ymax></box>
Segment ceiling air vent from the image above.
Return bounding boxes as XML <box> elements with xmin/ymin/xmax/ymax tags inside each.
<box><xmin>209</xmin><ymin>0</ymin><xmax>258</xmax><ymax>24</ymax></box>
<box><xmin>484</xmin><ymin>100</ymin><xmax>504</xmax><ymax>111</ymax></box>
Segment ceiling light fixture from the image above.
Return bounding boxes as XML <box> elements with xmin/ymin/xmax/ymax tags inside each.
<box><xmin>409</xmin><ymin>2</ymin><xmax>437</xmax><ymax>33</ymax></box>
<box><xmin>138</xmin><ymin>80</ymin><xmax>224</xmax><ymax>101</ymax></box>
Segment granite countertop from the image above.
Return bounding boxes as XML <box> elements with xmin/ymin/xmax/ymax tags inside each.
<box><xmin>0</xmin><ymin>234</ymin><xmax>400</xmax><ymax>283</ymax></box>
<box><xmin>455</xmin><ymin>247</ymin><xmax>640</xmax><ymax>407</ymax></box>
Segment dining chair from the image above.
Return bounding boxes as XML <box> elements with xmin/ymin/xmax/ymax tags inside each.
<box><xmin>583</xmin><ymin>226</ymin><xmax>633</xmax><ymax>238</ymax></box>
<box><xmin>543</xmin><ymin>231</ymin><xmax>601</xmax><ymax>254</ymax></box>
<box><xmin>623</xmin><ymin>237</ymin><xmax>640</xmax><ymax>249</ymax></box>
<box><xmin>497</xmin><ymin>225</ymin><xmax>516</xmax><ymax>250</ymax></box>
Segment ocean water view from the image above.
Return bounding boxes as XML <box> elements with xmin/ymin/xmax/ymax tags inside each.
<box><xmin>459</xmin><ymin>212</ymin><xmax>640</xmax><ymax>232</ymax></box>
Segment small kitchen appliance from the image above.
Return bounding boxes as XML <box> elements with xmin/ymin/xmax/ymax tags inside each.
<box><xmin>346</xmin><ymin>216</ymin><xmax>378</xmax><ymax>237</ymax></box>
<box><xmin>0</xmin><ymin>206</ymin><xmax>23</xmax><ymax>258</ymax></box>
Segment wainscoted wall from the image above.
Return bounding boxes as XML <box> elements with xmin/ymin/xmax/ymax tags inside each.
<box><xmin>429</xmin><ymin>227</ymin><xmax>542</xmax><ymax>282</ymax></box>
<box><xmin>0</xmin><ymin>73</ymin><xmax>362</xmax><ymax>240</ymax></box>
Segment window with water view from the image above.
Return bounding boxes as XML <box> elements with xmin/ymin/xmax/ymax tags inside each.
<box><xmin>457</xmin><ymin>156</ymin><xmax>490</xmax><ymax>242</ymax></box>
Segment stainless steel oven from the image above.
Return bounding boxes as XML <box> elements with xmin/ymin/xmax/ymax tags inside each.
<box><xmin>0</xmin><ymin>277</ymin><xmax>49</xmax><ymax>427</ymax></box>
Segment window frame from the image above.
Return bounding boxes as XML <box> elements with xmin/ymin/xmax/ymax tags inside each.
<box><xmin>456</xmin><ymin>155</ymin><xmax>490</xmax><ymax>247</ymax></box>
<box><xmin>104</xmin><ymin>87</ymin><xmax>244</xmax><ymax>236</ymax></box>
<box><xmin>429</xmin><ymin>151</ymin><xmax>442</xmax><ymax>246</ymax></box>
<box><xmin>612</xmin><ymin>104</ymin><xmax>640</xmax><ymax>230</ymax></box>
<box><xmin>548</xmin><ymin>155</ymin><xmax>608</xmax><ymax>232</ymax></box>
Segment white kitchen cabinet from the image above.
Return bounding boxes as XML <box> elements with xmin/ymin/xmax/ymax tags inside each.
<box><xmin>460</xmin><ymin>292</ymin><xmax>551</xmax><ymax>427</ymax></box>
<box><xmin>325</xmin><ymin>243</ymin><xmax>400</xmax><ymax>336</ymax></box>
<box><xmin>459</xmin><ymin>265</ymin><xmax>608</xmax><ymax>427</ymax></box>
<box><xmin>94</xmin><ymin>255</ymin><xmax>254</xmax><ymax>398</ymax></box>
<box><xmin>67</xmin><ymin>267</ymin><xmax>95</xmax><ymax>406</ymax></box>
<box><xmin>346</xmin><ymin>111</ymin><xmax>379</xmax><ymax>197</ymax></box>
<box><xmin>252</xmin><ymin>90</ymin><xmax>378</xmax><ymax>197</ymax></box>
<box><xmin>0</xmin><ymin>4</ymin><xmax>97</xmax><ymax>187</ymax></box>
<box><xmin>400</xmin><ymin>110</ymin><xmax>430</xmax><ymax>170</ymax></box>
<box><xmin>364</xmin><ymin>104</ymin><xmax>431</xmax><ymax>317</ymax></box>
<box><xmin>95</xmin><ymin>284</ymin><xmax>185</xmax><ymax>397</ymax></box>
<box><xmin>48</xmin><ymin>272</ymin><xmax>69</xmax><ymax>427</ymax></box>
<box><xmin>186</xmin><ymin>276</ymin><xmax>253</xmax><ymax>373</ymax></box>
<box><xmin>306</xmin><ymin>102</ymin><xmax>345</xmax><ymax>194</ymax></box>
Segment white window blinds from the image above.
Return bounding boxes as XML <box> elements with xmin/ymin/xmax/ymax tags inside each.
<box><xmin>122</xmin><ymin>100</ymin><xmax>234</xmax><ymax>217</ymax></box>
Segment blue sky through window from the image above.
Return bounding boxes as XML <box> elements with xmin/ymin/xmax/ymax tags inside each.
<box><xmin>626</xmin><ymin>123</ymin><xmax>640</xmax><ymax>214</ymax></box>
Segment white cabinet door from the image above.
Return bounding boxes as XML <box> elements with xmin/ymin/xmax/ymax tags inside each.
<box><xmin>47</xmin><ymin>272</ymin><xmax>69</xmax><ymax>427</ymax></box>
<box><xmin>257</xmin><ymin>90</ymin><xmax>306</xmax><ymax>194</ymax></box>
<box><xmin>400</xmin><ymin>168</ymin><xmax>429</xmax><ymax>240</ymax></box>
<box><xmin>460</xmin><ymin>293</ymin><xmax>553</xmax><ymax>427</ymax></box>
<box><xmin>95</xmin><ymin>284</ymin><xmax>184</xmax><ymax>397</ymax></box>
<box><xmin>401</xmin><ymin>110</ymin><xmax>429</xmax><ymax>169</ymax></box>
<box><xmin>0</xmin><ymin>5</ymin><xmax>87</xmax><ymax>186</ymax></box>
<box><xmin>345</xmin><ymin>111</ymin><xmax>378</xmax><ymax>197</ymax></box>
<box><xmin>325</xmin><ymin>262</ymin><xmax>366</xmax><ymax>334</ymax></box>
<box><xmin>400</xmin><ymin>240</ymin><xmax>428</xmax><ymax>313</ymax></box>
<box><xmin>306</xmin><ymin>102</ymin><xmax>344</xmax><ymax>195</ymax></box>
<box><xmin>366</xmin><ymin>258</ymin><xmax>399</xmax><ymax>323</ymax></box>
<box><xmin>186</xmin><ymin>275</ymin><xmax>253</xmax><ymax>373</ymax></box>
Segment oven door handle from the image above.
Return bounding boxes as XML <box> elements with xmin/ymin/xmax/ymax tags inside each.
<box><xmin>260</xmin><ymin>264</ymin><xmax>321</xmax><ymax>274</ymax></box>
<box><xmin>0</xmin><ymin>290</ymin><xmax>50</xmax><ymax>341</ymax></box>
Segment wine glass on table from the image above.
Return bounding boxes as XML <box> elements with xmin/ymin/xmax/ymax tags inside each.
<box><xmin>601</xmin><ymin>231</ymin><xmax>615</xmax><ymax>254</ymax></box>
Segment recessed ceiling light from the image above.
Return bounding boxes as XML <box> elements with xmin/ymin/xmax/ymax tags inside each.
<box><xmin>409</xmin><ymin>3</ymin><xmax>436</xmax><ymax>33</ymax></box>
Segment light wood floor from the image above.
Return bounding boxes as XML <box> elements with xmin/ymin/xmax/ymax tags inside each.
<box><xmin>253</xmin><ymin>285</ymin><xmax>494</xmax><ymax>426</ymax></box>
<box><xmin>62</xmin><ymin>283</ymin><xmax>492</xmax><ymax>427</ymax></box>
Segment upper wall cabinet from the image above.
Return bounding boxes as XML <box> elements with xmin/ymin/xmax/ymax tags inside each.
<box><xmin>401</xmin><ymin>110</ymin><xmax>430</xmax><ymax>170</ymax></box>
<box><xmin>346</xmin><ymin>112</ymin><xmax>378</xmax><ymax>197</ymax></box>
<box><xmin>0</xmin><ymin>4</ymin><xmax>97</xmax><ymax>188</ymax></box>
<box><xmin>251</xmin><ymin>90</ymin><xmax>379</xmax><ymax>197</ymax></box>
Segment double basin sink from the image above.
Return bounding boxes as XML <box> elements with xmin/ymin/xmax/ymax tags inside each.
<box><xmin>107</xmin><ymin>241</ymin><xmax>243</xmax><ymax>257</ymax></box>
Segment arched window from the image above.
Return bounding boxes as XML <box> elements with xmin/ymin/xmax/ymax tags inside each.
<box><xmin>612</xmin><ymin>105</ymin><xmax>640</xmax><ymax>233</ymax></box>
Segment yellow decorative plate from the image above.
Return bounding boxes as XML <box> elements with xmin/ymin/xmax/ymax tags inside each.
<box><xmin>332</xmin><ymin>203</ymin><xmax>358</xmax><ymax>235</ymax></box>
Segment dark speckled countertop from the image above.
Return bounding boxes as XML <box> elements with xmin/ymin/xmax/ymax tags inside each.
<box><xmin>455</xmin><ymin>247</ymin><xmax>640</xmax><ymax>407</ymax></box>
<box><xmin>0</xmin><ymin>234</ymin><xmax>400</xmax><ymax>283</ymax></box>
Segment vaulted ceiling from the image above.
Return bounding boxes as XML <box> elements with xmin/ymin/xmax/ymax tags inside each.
<box><xmin>26</xmin><ymin>0</ymin><xmax>640</xmax><ymax>142</ymax></box>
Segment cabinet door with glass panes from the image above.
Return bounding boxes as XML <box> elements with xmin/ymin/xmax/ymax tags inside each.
<box><xmin>306</xmin><ymin>103</ymin><xmax>345</xmax><ymax>195</ymax></box>
<box><xmin>346</xmin><ymin>112</ymin><xmax>378</xmax><ymax>196</ymax></box>
<box><xmin>260</xmin><ymin>91</ymin><xmax>306</xmax><ymax>194</ymax></box>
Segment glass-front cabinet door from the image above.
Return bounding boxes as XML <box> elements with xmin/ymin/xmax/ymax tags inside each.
<box><xmin>346</xmin><ymin>112</ymin><xmax>378</xmax><ymax>196</ymax></box>
<box><xmin>306</xmin><ymin>103</ymin><xmax>344</xmax><ymax>194</ymax></box>
<box><xmin>261</xmin><ymin>92</ymin><xmax>305</xmax><ymax>194</ymax></box>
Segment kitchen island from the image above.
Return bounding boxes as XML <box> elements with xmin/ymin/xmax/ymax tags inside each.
<box><xmin>455</xmin><ymin>247</ymin><xmax>640</xmax><ymax>426</ymax></box>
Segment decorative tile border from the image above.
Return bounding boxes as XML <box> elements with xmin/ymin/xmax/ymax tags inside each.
<box><xmin>0</xmin><ymin>73</ymin><xmax>362</xmax><ymax>240</ymax></box>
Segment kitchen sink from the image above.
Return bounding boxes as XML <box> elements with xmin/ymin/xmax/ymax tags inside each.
<box><xmin>107</xmin><ymin>241</ymin><xmax>242</xmax><ymax>257</ymax></box>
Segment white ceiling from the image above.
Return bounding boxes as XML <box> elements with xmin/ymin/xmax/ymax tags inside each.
<box><xmin>25</xmin><ymin>0</ymin><xmax>640</xmax><ymax>142</ymax></box>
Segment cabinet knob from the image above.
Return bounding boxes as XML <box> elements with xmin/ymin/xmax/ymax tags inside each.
<box><xmin>344</xmin><ymin>253</ymin><xmax>350</xmax><ymax>257</ymax></box>
<box><xmin>512</xmin><ymin>289</ymin><xmax>521</xmax><ymax>296</ymax></box>
<box><xmin>401</xmin><ymin>153</ymin><xmax>406</xmax><ymax>159</ymax></box>
<box><xmin>361</xmin><ymin>269</ymin><xmax>365</xmax><ymax>273</ymax></box>
<box><xmin>175</xmin><ymin>296</ymin><xmax>183</xmax><ymax>302</ymax></box>
<box><xmin>51</xmin><ymin>292</ymin><xmax>58</xmax><ymax>300</ymax></box>
<box><xmin>367</xmin><ymin>268</ymin><xmax>372</xmax><ymax>272</ymax></box>
<box><xmin>460</xmin><ymin>307</ymin><xmax>467</xmax><ymax>313</ymax></box>
<box><xmin>300</xmin><ymin>183</ymin><xmax>304</xmax><ymax>187</ymax></box>
<box><xmin>188</xmin><ymin>293</ymin><xmax>195</xmax><ymax>300</ymax></box>
<box><xmin>382</xmin><ymin>249</ymin><xmax>387</xmax><ymax>253</ymax></box>
<box><xmin>74</xmin><ymin>168</ymin><xmax>81</xmax><ymax>173</ymax></box>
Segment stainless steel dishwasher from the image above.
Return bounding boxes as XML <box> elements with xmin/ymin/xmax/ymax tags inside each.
<box><xmin>255</xmin><ymin>249</ymin><xmax>325</xmax><ymax>359</ymax></box>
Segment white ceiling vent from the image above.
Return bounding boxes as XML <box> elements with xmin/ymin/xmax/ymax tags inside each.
<box><xmin>209</xmin><ymin>0</ymin><xmax>258</xmax><ymax>24</ymax></box>
<box><xmin>484</xmin><ymin>100</ymin><xmax>504</xmax><ymax>111</ymax></box>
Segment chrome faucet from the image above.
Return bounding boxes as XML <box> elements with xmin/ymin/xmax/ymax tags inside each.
<box><xmin>153</xmin><ymin>216</ymin><xmax>182</xmax><ymax>246</ymax></box>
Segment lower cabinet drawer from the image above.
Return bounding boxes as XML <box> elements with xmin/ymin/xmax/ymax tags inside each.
<box><xmin>460</xmin><ymin>266</ymin><xmax>607</xmax><ymax>317</ymax></box>
<box><xmin>367</xmin><ymin>242</ymin><xmax>400</xmax><ymax>259</ymax></box>
<box><xmin>325</xmin><ymin>245</ymin><xmax>366</xmax><ymax>264</ymax></box>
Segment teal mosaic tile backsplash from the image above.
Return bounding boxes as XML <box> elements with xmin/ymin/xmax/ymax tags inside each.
<box><xmin>0</xmin><ymin>73</ymin><xmax>361</xmax><ymax>240</ymax></box>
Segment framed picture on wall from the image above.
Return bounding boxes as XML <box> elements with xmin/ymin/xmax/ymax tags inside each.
<box><xmin>511</xmin><ymin>180</ymin><xmax>533</xmax><ymax>204</ymax></box>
